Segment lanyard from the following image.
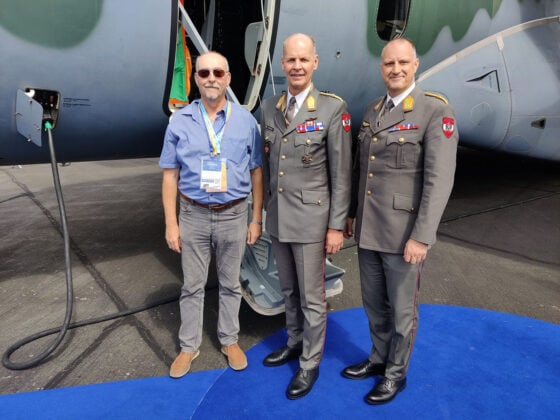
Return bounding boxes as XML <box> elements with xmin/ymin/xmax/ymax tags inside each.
<box><xmin>199</xmin><ymin>101</ymin><xmax>232</xmax><ymax>155</ymax></box>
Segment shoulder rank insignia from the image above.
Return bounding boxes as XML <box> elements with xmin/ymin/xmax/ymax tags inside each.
<box><xmin>425</xmin><ymin>91</ymin><xmax>449</xmax><ymax>104</ymax></box>
<box><xmin>320</xmin><ymin>91</ymin><xmax>344</xmax><ymax>102</ymax></box>
<box><xmin>403</xmin><ymin>95</ymin><xmax>415</xmax><ymax>112</ymax></box>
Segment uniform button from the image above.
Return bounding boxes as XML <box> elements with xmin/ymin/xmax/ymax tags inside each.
<box><xmin>317</xmin><ymin>199</ymin><xmax>322</xmax><ymax>205</ymax></box>
<box><xmin>368</xmin><ymin>173</ymin><xmax>374</xmax><ymax>179</ymax></box>
<box><xmin>283</xmin><ymin>138</ymin><xmax>288</xmax><ymax>143</ymax></box>
<box><xmin>278</xmin><ymin>187</ymin><xmax>284</xmax><ymax>193</ymax></box>
<box><xmin>411</xmin><ymin>207</ymin><xmax>415</xmax><ymax>212</ymax></box>
<box><xmin>279</xmin><ymin>171</ymin><xmax>285</xmax><ymax>177</ymax></box>
<box><xmin>306</xmin><ymin>139</ymin><xmax>311</xmax><ymax>145</ymax></box>
<box><xmin>398</xmin><ymin>137</ymin><xmax>405</xmax><ymax>143</ymax></box>
<box><xmin>372</xmin><ymin>137</ymin><xmax>378</xmax><ymax>143</ymax></box>
<box><xmin>281</xmin><ymin>155</ymin><xmax>286</xmax><ymax>160</ymax></box>
<box><xmin>370</xmin><ymin>155</ymin><xmax>376</xmax><ymax>161</ymax></box>
<box><xmin>367</xmin><ymin>190</ymin><xmax>372</xmax><ymax>196</ymax></box>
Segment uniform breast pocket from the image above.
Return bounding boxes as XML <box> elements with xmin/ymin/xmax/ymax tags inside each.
<box><xmin>386</xmin><ymin>132</ymin><xmax>423</xmax><ymax>169</ymax></box>
<box><xmin>295</xmin><ymin>132</ymin><xmax>324</xmax><ymax>165</ymax></box>
<box><xmin>294</xmin><ymin>132</ymin><xmax>324</xmax><ymax>148</ymax></box>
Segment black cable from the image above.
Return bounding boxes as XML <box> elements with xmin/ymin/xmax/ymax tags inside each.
<box><xmin>2</xmin><ymin>295</ymin><xmax>179</xmax><ymax>370</ymax></box>
<box><xmin>0</xmin><ymin>192</ymin><xmax>29</xmax><ymax>205</ymax></box>
<box><xmin>2</xmin><ymin>125</ymin><xmax>180</xmax><ymax>370</ymax></box>
<box><xmin>2</xmin><ymin>124</ymin><xmax>73</xmax><ymax>370</ymax></box>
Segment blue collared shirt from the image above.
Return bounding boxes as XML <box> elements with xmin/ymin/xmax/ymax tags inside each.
<box><xmin>159</xmin><ymin>100</ymin><xmax>263</xmax><ymax>204</ymax></box>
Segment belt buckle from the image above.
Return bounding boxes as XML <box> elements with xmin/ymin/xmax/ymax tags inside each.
<box><xmin>208</xmin><ymin>202</ymin><xmax>225</xmax><ymax>211</ymax></box>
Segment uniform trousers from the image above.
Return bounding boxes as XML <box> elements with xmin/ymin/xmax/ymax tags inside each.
<box><xmin>357</xmin><ymin>247</ymin><xmax>422</xmax><ymax>380</ymax></box>
<box><xmin>178</xmin><ymin>196</ymin><xmax>248</xmax><ymax>351</ymax></box>
<box><xmin>271</xmin><ymin>237</ymin><xmax>326</xmax><ymax>370</ymax></box>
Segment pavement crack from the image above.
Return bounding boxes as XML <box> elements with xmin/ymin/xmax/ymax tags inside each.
<box><xmin>442</xmin><ymin>191</ymin><xmax>560</xmax><ymax>224</ymax></box>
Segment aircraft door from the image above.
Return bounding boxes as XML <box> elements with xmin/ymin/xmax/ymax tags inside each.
<box><xmin>179</xmin><ymin>0</ymin><xmax>277</xmax><ymax>111</ymax></box>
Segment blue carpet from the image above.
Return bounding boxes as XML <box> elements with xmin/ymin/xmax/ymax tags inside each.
<box><xmin>0</xmin><ymin>370</ymin><xmax>224</xmax><ymax>420</ymax></box>
<box><xmin>1</xmin><ymin>305</ymin><xmax>559</xmax><ymax>419</ymax></box>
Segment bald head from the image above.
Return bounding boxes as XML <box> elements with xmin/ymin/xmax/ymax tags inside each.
<box><xmin>195</xmin><ymin>51</ymin><xmax>229</xmax><ymax>72</ymax></box>
<box><xmin>381</xmin><ymin>37</ymin><xmax>417</xmax><ymax>61</ymax></box>
<box><xmin>281</xmin><ymin>33</ymin><xmax>319</xmax><ymax>95</ymax></box>
<box><xmin>282</xmin><ymin>33</ymin><xmax>317</xmax><ymax>57</ymax></box>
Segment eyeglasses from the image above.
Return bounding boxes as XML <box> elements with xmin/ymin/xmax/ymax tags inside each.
<box><xmin>196</xmin><ymin>68</ymin><xmax>227</xmax><ymax>79</ymax></box>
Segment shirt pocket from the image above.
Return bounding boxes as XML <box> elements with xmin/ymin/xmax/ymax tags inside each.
<box><xmin>386</xmin><ymin>131</ymin><xmax>423</xmax><ymax>169</ymax></box>
<box><xmin>222</xmin><ymin>134</ymin><xmax>250</xmax><ymax>165</ymax></box>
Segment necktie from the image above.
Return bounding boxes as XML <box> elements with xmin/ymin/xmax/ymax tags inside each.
<box><xmin>385</xmin><ymin>99</ymin><xmax>394</xmax><ymax>113</ymax></box>
<box><xmin>285</xmin><ymin>96</ymin><xmax>297</xmax><ymax>123</ymax></box>
<box><xmin>377</xmin><ymin>98</ymin><xmax>394</xmax><ymax>127</ymax></box>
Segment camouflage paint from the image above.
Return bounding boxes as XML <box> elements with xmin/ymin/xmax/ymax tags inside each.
<box><xmin>367</xmin><ymin>0</ymin><xmax>503</xmax><ymax>56</ymax></box>
<box><xmin>0</xmin><ymin>0</ymin><xmax>102</xmax><ymax>48</ymax></box>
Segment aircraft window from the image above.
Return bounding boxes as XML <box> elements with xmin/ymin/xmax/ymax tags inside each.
<box><xmin>377</xmin><ymin>0</ymin><xmax>411</xmax><ymax>40</ymax></box>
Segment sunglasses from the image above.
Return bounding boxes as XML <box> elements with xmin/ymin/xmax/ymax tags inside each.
<box><xmin>196</xmin><ymin>68</ymin><xmax>227</xmax><ymax>79</ymax></box>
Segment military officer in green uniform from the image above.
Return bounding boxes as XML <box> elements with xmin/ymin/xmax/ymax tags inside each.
<box><xmin>260</xmin><ymin>33</ymin><xmax>352</xmax><ymax>400</ymax></box>
<box><xmin>342</xmin><ymin>38</ymin><xmax>459</xmax><ymax>405</ymax></box>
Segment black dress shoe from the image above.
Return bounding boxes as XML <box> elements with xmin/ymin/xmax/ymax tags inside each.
<box><xmin>341</xmin><ymin>359</ymin><xmax>386</xmax><ymax>380</ymax></box>
<box><xmin>365</xmin><ymin>377</ymin><xmax>407</xmax><ymax>405</ymax></box>
<box><xmin>263</xmin><ymin>346</ymin><xmax>302</xmax><ymax>367</ymax></box>
<box><xmin>286</xmin><ymin>368</ymin><xmax>319</xmax><ymax>400</ymax></box>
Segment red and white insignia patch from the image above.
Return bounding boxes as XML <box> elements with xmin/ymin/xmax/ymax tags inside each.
<box><xmin>442</xmin><ymin>117</ymin><xmax>455</xmax><ymax>138</ymax></box>
<box><xmin>342</xmin><ymin>113</ymin><xmax>351</xmax><ymax>132</ymax></box>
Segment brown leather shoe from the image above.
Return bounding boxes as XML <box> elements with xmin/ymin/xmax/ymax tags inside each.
<box><xmin>169</xmin><ymin>350</ymin><xmax>200</xmax><ymax>378</ymax></box>
<box><xmin>221</xmin><ymin>343</ymin><xmax>248</xmax><ymax>371</ymax></box>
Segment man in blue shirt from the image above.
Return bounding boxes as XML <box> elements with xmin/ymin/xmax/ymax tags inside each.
<box><xmin>159</xmin><ymin>51</ymin><xmax>263</xmax><ymax>378</ymax></box>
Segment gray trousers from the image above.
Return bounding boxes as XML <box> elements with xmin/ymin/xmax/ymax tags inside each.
<box><xmin>178</xmin><ymin>197</ymin><xmax>248</xmax><ymax>352</ymax></box>
<box><xmin>358</xmin><ymin>247</ymin><xmax>422</xmax><ymax>380</ymax></box>
<box><xmin>271</xmin><ymin>237</ymin><xmax>326</xmax><ymax>370</ymax></box>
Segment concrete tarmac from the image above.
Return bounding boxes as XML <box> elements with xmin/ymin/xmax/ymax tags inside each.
<box><xmin>1</xmin><ymin>148</ymin><xmax>559</xmax><ymax>395</ymax></box>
